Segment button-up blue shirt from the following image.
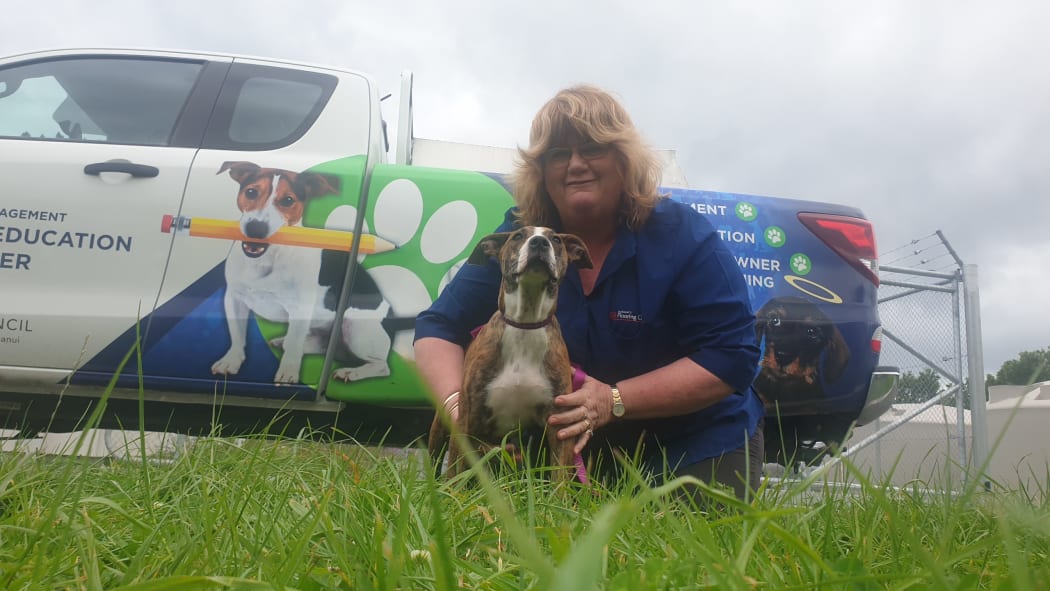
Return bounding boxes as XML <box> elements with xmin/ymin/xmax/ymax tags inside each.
<box><xmin>415</xmin><ymin>199</ymin><xmax>763</xmax><ymax>467</ymax></box>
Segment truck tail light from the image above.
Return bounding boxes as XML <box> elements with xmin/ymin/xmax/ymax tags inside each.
<box><xmin>798</xmin><ymin>213</ymin><xmax>879</xmax><ymax>286</ymax></box>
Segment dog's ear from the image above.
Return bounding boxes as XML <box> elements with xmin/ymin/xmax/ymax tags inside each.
<box><xmin>218</xmin><ymin>161</ymin><xmax>259</xmax><ymax>184</ymax></box>
<box><xmin>755</xmin><ymin>298</ymin><xmax>779</xmax><ymax>319</ymax></box>
<box><xmin>297</xmin><ymin>172</ymin><xmax>341</xmax><ymax>199</ymax></box>
<box><xmin>467</xmin><ymin>232</ymin><xmax>512</xmax><ymax>265</ymax></box>
<box><xmin>559</xmin><ymin>233</ymin><xmax>593</xmax><ymax>269</ymax></box>
<box><xmin>822</xmin><ymin>325</ymin><xmax>851</xmax><ymax>383</ymax></box>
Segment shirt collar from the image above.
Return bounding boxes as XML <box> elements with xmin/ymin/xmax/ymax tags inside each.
<box><xmin>563</xmin><ymin>220</ymin><xmax>638</xmax><ymax>294</ymax></box>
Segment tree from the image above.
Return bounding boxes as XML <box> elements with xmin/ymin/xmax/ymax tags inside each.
<box><xmin>986</xmin><ymin>347</ymin><xmax>1050</xmax><ymax>387</ymax></box>
<box><xmin>896</xmin><ymin>368</ymin><xmax>942</xmax><ymax>404</ymax></box>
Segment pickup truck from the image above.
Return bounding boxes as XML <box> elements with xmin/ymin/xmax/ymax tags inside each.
<box><xmin>0</xmin><ymin>48</ymin><xmax>898</xmax><ymax>465</ymax></box>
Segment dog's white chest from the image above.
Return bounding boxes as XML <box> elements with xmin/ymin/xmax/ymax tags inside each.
<box><xmin>225</xmin><ymin>245</ymin><xmax>325</xmax><ymax>322</ymax></box>
<box><xmin>484</xmin><ymin>329</ymin><xmax>555</xmax><ymax>433</ymax></box>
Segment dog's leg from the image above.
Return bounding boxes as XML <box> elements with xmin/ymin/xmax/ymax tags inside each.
<box><xmin>212</xmin><ymin>291</ymin><xmax>251</xmax><ymax>376</ymax></box>
<box><xmin>546</xmin><ymin>428</ymin><xmax>576</xmax><ymax>484</ymax></box>
<box><xmin>443</xmin><ymin>427</ymin><xmax>468</xmax><ymax>478</ymax></box>
<box><xmin>332</xmin><ymin>306</ymin><xmax>392</xmax><ymax>382</ymax></box>
<box><xmin>273</xmin><ymin>308</ymin><xmax>312</xmax><ymax>384</ymax></box>
<box><xmin>428</xmin><ymin>403</ymin><xmax>453</xmax><ymax>476</ymax></box>
<box><xmin>269</xmin><ymin>330</ymin><xmax>327</xmax><ymax>355</ymax></box>
<box><xmin>442</xmin><ymin>396</ymin><xmax>479</xmax><ymax>479</ymax></box>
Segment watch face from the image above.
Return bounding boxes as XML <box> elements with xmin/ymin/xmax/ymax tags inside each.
<box><xmin>611</xmin><ymin>387</ymin><xmax>625</xmax><ymax>417</ymax></box>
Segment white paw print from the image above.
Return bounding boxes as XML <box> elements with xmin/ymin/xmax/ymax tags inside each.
<box><xmin>736</xmin><ymin>202</ymin><xmax>757</xmax><ymax>221</ymax></box>
<box><xmin>791</xmin><ymin>254</ymin><xmax>810</xmax><ymax>274</ymax></box>
<box><xmin>764</xmin><ymin>226</ymin><xmax>786</xmax><ymax>247</ymax></box>
<box><xmin>323</xmin><ymin>179</ymin><xmax>480</xmax><ymax>360</ymax></box>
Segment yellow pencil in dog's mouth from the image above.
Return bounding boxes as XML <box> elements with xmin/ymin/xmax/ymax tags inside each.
<box><xmin>161</xmin><ymin>214</ymin><xmax>397</xmax><ymax>254</ymax></box>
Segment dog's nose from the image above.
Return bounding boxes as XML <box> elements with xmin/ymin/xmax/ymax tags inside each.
<box><xmin>528</xmin><ymin>236</ymin><xmax>548</xmax><ymax>250</ymax></box>
<box><xmin>244</xmin><ymin>220</ymin><xmax>270</xmax><ymax>239</ymax></box>
<box><xmin>774</xmin><ymin>349</ymin><xmax>796</xmax><ymax>366</ymax></box>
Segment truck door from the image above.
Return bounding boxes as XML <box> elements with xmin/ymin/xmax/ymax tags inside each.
<box><xmin>149</xmin><ymin>59</ymin><xmax>374</xmax><ymax>399</ymax></box>
<box><xmin>0</xmin><ymin>52</ymin><xmax>225</xmax><ymax>388</ymax></box>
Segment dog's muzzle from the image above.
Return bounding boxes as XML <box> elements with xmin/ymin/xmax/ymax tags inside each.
<box><xmin>520</xmin><ymin>236</ymin><xmax>557</xmax><ymax>278</ymax></box>
<box><xmin>240</xmin><ymin>241</ymin><xmax>269</xmax><ymax>258</ymax></box>
<box><xmin>241</xmin><ymin>219</ymin><xmax>271</xmax><ymax>258</ymax></box>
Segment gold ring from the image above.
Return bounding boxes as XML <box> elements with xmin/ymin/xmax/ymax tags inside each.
<box><xmin>585</xmin><ymin>428</ymin><xmax>594</xmax><ymax>437</ymax></box>
<box><xmin>583</xmin><ymin>417</ymin><xmax>592</xmax><ymax>430</ymax></box>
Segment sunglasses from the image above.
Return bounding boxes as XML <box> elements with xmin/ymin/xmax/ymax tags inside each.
<box><xmin>542</xmin><ymin>142</ymin><xmax>611</xmax><ymax>165</ymax></box>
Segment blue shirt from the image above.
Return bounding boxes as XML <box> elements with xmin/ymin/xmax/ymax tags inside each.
<box><xmin>414</xmin><ymin>199</ymin><xmax>763</xmax><ymax>467</ymax></box>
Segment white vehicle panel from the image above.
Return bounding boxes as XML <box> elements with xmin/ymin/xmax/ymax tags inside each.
<box><xmin>0</xmin><ymin>141</ymin><xmax>193</xmax><ymax>373</ymax></box>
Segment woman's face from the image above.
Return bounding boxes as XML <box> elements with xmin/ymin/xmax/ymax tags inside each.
<box><xmin>542</xmin><ymin>138</ymin><xmax>624</xmax><ymax>231</ymax></box>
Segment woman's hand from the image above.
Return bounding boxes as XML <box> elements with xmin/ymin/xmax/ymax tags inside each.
<box><xmin>549</xmin><ymin>376</ymin><xmax>616</xmax><ymax>454</ymax></box>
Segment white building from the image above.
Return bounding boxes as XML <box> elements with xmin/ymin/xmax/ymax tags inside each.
<box><xmin>842</xmin><ymin>381</ymin><xmax>1050</xmax><ymax>496</ymax></box>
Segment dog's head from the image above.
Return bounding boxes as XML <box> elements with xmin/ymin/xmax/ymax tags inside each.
<box><xmin>218</xmin><ymin>161</ymin><xmax>340</xmax><ymax>258</ymax></box>
<box><xmin>755</xmin><ymin>296</ymin><xmax>850</xmax><ymax>386</ymax></box>
<box><xmin>468</xmin><ymin>226</ymin><xmax>592</xmax><ymax>286</ymax></box>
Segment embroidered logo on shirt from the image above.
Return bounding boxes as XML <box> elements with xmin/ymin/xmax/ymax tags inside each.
<box><xmin>610</xmin><ymin>310</ymin><xmax>643</xmax><ymax>323</ymax></box>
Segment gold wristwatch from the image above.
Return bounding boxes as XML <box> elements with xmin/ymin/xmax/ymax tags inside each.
<box><xmin>610</xmin><ymin>384</ymin><xmax>625</xmax><ymax>418</ymax></box>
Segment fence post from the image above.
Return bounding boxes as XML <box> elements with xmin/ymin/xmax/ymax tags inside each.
<box><xmin>952</xmin><ymin>271</ymin><xmax>967</xmax><ymax>477</ymax></box>
<box><xmin>963</xmin><ymin>264</ymin><xmax>989</xmax><ymax>485</ymax></box>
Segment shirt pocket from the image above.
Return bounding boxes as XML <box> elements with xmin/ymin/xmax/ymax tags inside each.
<box><xmin>608</xmin><ymin>317</ymin><xmax>645</xmax><ymax>340</ymax></box>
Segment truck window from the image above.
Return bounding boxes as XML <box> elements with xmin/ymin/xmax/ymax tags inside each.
<box><xmin>230</xmin><ymin>78</ymin><xmax>324</xmax><ymax>144</ymax></box>
<box><xmin>0</xmin><ymin>57</ymin><xmax>202</xmax><ymax>146</ymax></box>
<box><xmin>203</xmin><ymin>63</ymin><xmax>336</xmax><ymax>151</ymax></box>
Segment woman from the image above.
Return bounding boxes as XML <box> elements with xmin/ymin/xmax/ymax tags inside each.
<box><xmin>414</xmin><ymin>85</ymin><xmax>764</xmax><ymax>500</ymax></box>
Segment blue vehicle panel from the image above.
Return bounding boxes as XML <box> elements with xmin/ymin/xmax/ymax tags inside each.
<box><xmin>667</xmin><ymin>188</ymin><xmax>881</xmax><ymax>419</ymax></box>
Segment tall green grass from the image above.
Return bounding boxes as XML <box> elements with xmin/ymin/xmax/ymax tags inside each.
<box><xmin>1</xmin><ymin>427</ymin><xmax>1047</xmax><ymax>590</ymax></box>
<box><xmin>3</xmin><ymin>336</ymin><xmax>1047</xmax><ymax>589</ymax></box>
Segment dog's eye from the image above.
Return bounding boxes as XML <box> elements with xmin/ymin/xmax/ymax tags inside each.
<box><xmin>806</xmin><ymin>327</ymin><xmax>822</xmax><ymax>339</ymax></box>
<box><xmin>769</xmin><ymin>316</ymin><xmax>782</xmax><ymax>327</ymax></box>
<box><xmin>512</xmin><ymin>232</ymin><xmax>524</xmax><ymax>241</ymax></box>
<box><xmin>551</xmin><ymin>236</ymin><xmax>562</xmax><ymax>244</ymax></box>
<box><xmin>278</xmin><ymin>196</ymin><xmax>296</xmax><ymax>208</ymax></box>
<box><xmin>244</xmin><ymin>188</ymin><xmax>259</xmax><ymax>200</ymax></box>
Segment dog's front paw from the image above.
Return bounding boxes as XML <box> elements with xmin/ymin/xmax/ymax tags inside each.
<box><xmin>332</xmin><ymin>363</ymin><xmax>391</xmax><ymax>382</ymax></box>
<box><xmin>211</xmin><ymin>351</ymin><xmax>245</xmax><ymax>376</ymax></box>
<box><xmin>274</xmin><ymin>359</ymin><xmax>303</xmax><ymax>384</ymax></box>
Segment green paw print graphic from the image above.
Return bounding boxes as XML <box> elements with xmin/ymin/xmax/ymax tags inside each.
<box><xmin>303</xmin><ymin>163</ymin><xmax>513</xmax><ymax>402</ymax></box>
<box><xmin>764</xmin><ymin>226</ymin><xmax>786</xmax><ymax>248</ymax></box>
<box><xmin>790</xmin><ymin>253</ymin><xmax>812</xmax><ymax>275</ymax></box>
<box><xmin>304</xmin><ymin>161</ymin><xmax>512</xmax><ymax>361</ymax></box>
<box><xmin>735</xmin><ymin>202</ymin><xmax>758</xmax><ymax>221</ymax></box>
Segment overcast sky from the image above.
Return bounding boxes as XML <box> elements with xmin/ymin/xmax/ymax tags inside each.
<box><xmin>2</xmin><ymin>0</ymin><xmax>1047</xmax><ymax>376</ymax></box>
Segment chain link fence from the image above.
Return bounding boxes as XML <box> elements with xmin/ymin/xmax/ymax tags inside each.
<box><xmin>820</xmin><ymin>231</ymin><xmax>989</xmax><ymax>490</ymax></box>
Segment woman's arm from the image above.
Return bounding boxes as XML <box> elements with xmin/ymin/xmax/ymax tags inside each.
<box><xmin>414</xmin><ymin>337</ymin><xmax>467</xmax><ymax>419</ymax></box>
<box><xmin>550</xmin><ymin>357</ymin><xmax>734</xmax><ymax>452</ymax></box>
<box><xmin>550</xmin><ymin>204</ymin><xmax>759</xmax><ymax>453</ymax></box>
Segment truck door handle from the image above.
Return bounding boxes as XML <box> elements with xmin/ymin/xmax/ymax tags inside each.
<box><xmin>84</xmin><ymin>161</ymin><xmax>160</xmax><ymax>178</ymax></box>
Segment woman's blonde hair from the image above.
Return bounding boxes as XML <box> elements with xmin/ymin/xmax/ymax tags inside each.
<box><xmin>511</xmin><ymin>85</ymin><xmax>664</xmax><ymax>229</ymax></box>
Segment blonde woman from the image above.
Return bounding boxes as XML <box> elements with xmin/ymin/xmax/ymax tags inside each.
<box><xmin>415</xmin><ymin>85</ymin><xmax>763</xmax><ymax>500</ymax></box>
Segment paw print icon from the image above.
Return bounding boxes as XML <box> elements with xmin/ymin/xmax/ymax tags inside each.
<box><xmin>764</xmin><ymin>226</ymin><xmax>786</xmax><ymax>248</ymax></box>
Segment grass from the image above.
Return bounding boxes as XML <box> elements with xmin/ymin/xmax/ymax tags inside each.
<box><xmin>1</xmin><ymin>427</ymin><xmax>1048</xmax><ymax>590</ymax></box>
